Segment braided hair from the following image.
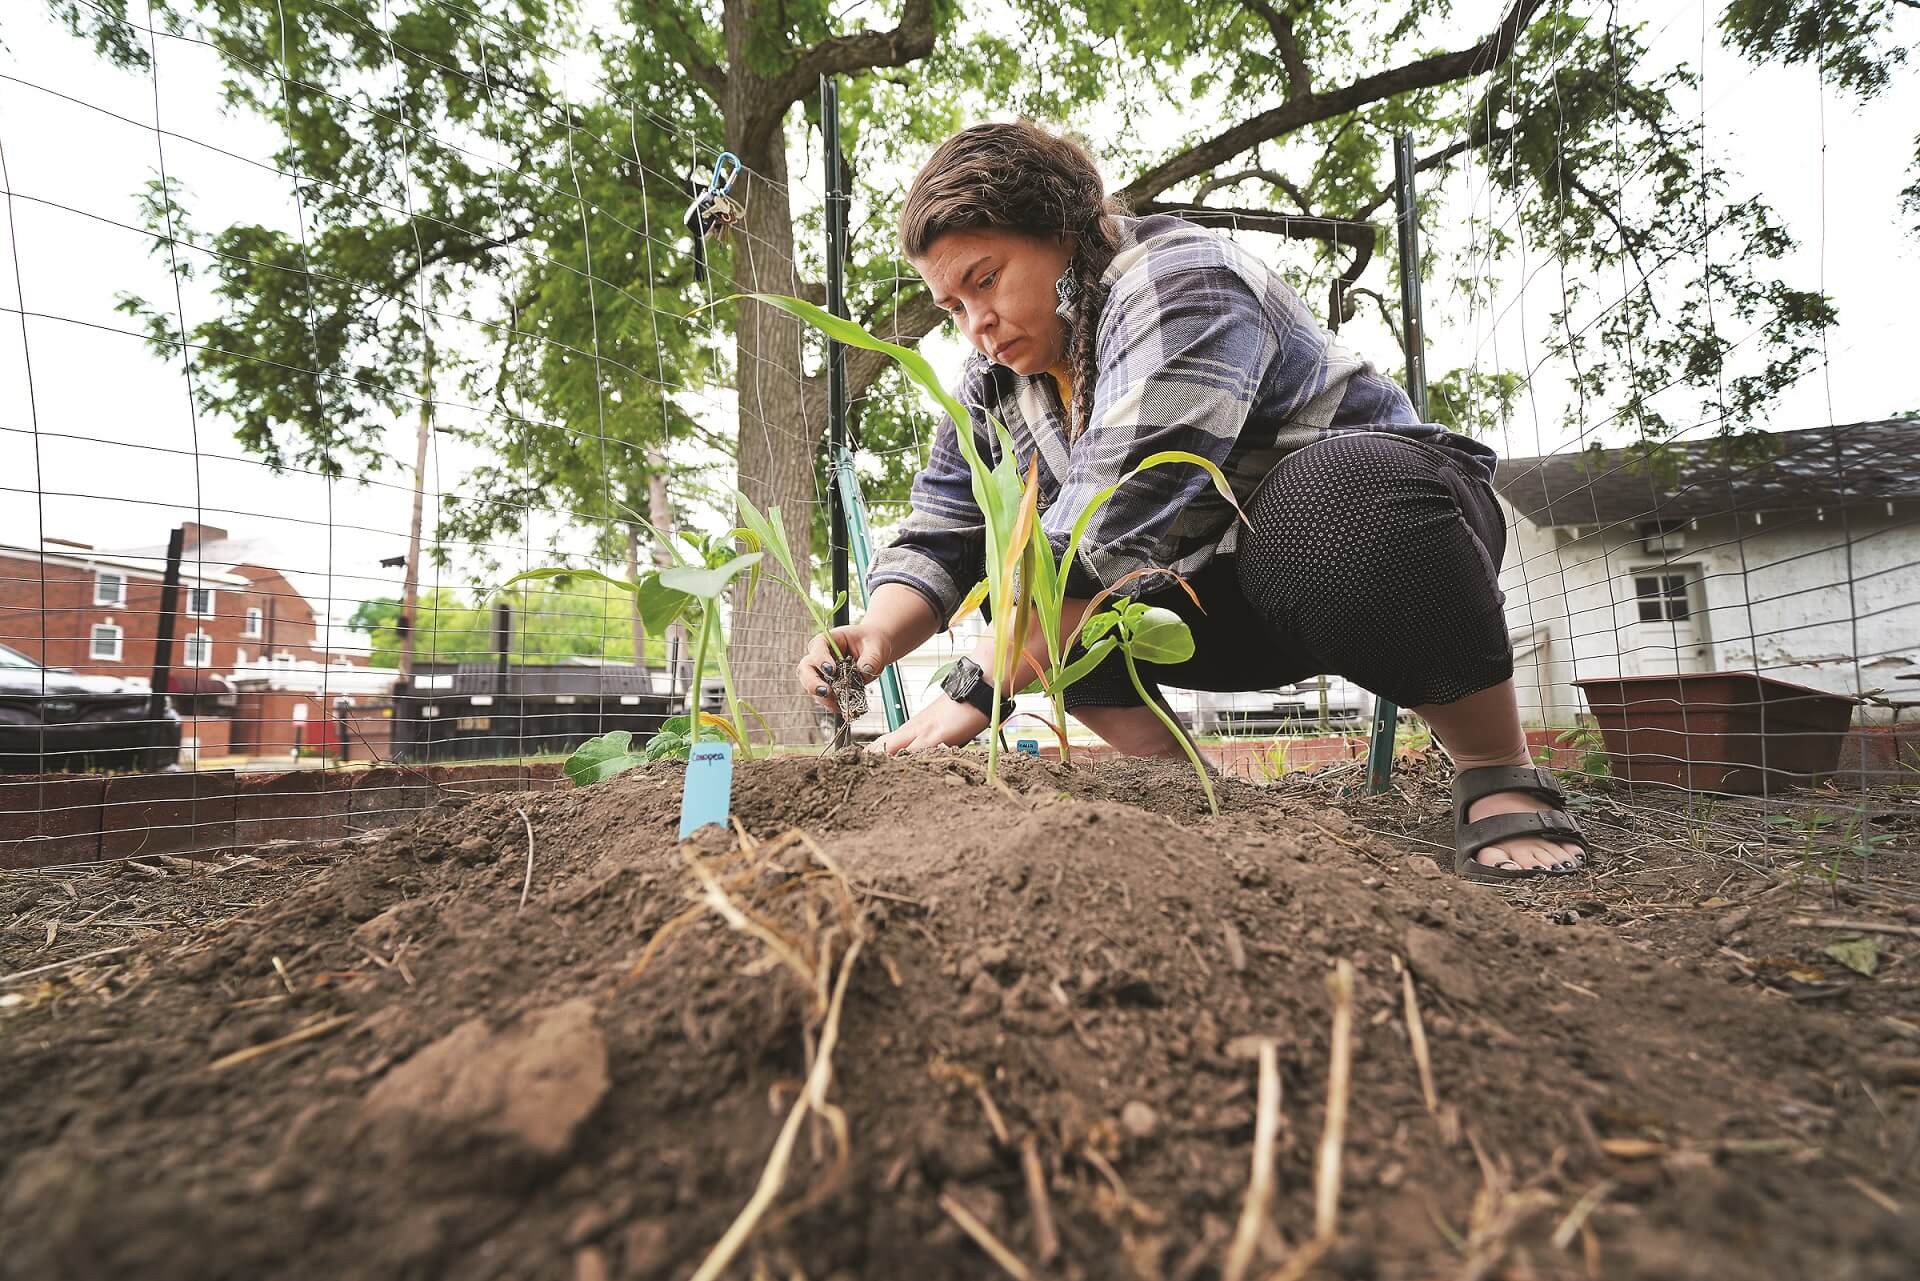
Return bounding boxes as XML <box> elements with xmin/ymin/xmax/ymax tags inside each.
<box><xmin>899</xmin><ymin>121</ymin><xmax>1127</xmax><ymax>442</ymax></box>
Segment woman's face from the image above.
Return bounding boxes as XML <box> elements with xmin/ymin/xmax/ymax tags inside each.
<box><xmin>912</xmin><ymin>228</ymin><xmax>1074</xmax><ymax>378</ymax></box>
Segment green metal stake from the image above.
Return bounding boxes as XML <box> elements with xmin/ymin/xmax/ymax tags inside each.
<box><xmin>832</xmin><ymin>445</ymin><xmax>910</xmax><ymax>731</ymax></box>
<box><xmin>1367</xmin><ymin>132</ymin><xmax>1430</xmax><ymax>794</ymax></box>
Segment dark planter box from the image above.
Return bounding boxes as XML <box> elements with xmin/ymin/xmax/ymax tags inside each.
<box><xmin>1574</xmin><ymin>672</ymin><xmax>1857</xmax><ymax>795</ymax></box>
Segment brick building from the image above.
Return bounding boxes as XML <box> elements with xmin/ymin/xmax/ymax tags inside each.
<box><xmin>0</xmin><ymin>523</ymin><xmax>389</xmax><ymax>761</ymax></box>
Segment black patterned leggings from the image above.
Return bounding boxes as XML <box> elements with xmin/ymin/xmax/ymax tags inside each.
<box><xmin>1063</xmin><ymin>433</ymin><xmax>1513</xmax><ymax>712</ymax></box>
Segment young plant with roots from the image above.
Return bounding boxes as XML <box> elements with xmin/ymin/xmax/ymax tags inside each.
<box><xmin>747</xmin><ymin>293</ymin><xmax>1244</xmax><ymax>780</ymax></box>
<box><xmin>734</xmin><ymin>492</ymin><xmax>867</xmax><ymax>732</ymax></box>
<box><xmin>628</xmin><ymin>823</ymin><xmax>866</xmax><ymax>1279</ymax></box>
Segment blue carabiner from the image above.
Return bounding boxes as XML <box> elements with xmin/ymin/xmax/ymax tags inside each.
<box><xmin>710</xmin><ymin>151</ymin><xmax>741</xmax><ymax>197</ymax></box>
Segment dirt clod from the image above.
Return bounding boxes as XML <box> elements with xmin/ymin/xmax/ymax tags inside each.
<box><xmin>361</xmin><ymin>998</ymin><xmax>609</xmax><ymax>1162</ymax></box>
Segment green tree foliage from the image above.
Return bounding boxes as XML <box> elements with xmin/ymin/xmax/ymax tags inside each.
<box><xmin>348</xmin><ymin>581</ymin><xmax>668</xmax><ymax>670</ymax></box>
<box><xmin>33</xmin><ymin>0</ymin><xmax>1915</xmax><ymax>736</ymax></box>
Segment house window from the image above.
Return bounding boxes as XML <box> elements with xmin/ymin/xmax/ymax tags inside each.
<box><xmin>1633</xmin><ymin>574</ymin><xmax>1692</xmax><ymax>623</ymax></box>
<box><xmin>186</xmin><ymin>586</ymin><xmax>215</xmax><ymax>617</ymax></box>
<box><xmin>89</xmin><ymin>623</ymin><xmax>123</xmax><ymax>660</ymax></box>
<box><xmin>244</xmin><ymin>607</ymin><xmax>263</xmax><ymax>637</ymax></box>
<box><xmin>183</xmin><ymin>632</ymin><xmax>213</xmax><ymax>667</ymax></box>
<box><xmin>94</xmin><ymin>571</ymin><xmax>126</xmax><ymax>606</ymax></box>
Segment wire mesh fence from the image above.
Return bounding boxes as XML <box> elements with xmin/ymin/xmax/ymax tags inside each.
<box><xmin>1</xmin><ymin>0</ymin><xmax>1913</xmax><ymax>877</ymax></box>
<box><xmin>1</xmin><ymin>1</ymin><xmax>847</xmax><ymax>863</ymax></box>
<box><xmin>1405</xmin><ymin>0</ymin><xmax>1918</xmax><ymax>845</ymax></box>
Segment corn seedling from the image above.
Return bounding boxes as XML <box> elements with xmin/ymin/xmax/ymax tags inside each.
<box><xmin>1080</xmin><ymin>598</ymin><xmax>1218</xmax><ymax>815</ymax></box>
<box><xmin>1551</xmin><ymin>722</ymin><xmax>1612</xmax><ymax>780</ymax></box>
<box><xmin>742</xmin><ymin>291</ymin><xmax>1243</xmax><ymax>778</ymax></box>
<box><xmin>1252</xmin><ymin>738</ymin><xmax>1293</xmax><ymax>783</ymax></box>
<box><xmin>1005</xmin><ymin>455</ymin><xmax>1244</xmax><ymax>765</ymax></box>
<box><xmin>740</xmin><ymin>292</ymin><xmax>1037</xmax><ymax>780</ymax></box>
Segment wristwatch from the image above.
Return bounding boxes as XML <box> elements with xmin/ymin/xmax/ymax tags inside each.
<box><xmin>941</xmin><ymin>656</ymin><xmax>1017</xmax><ymax>722</ymax></box>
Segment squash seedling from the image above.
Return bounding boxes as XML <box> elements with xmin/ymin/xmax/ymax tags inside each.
<box><xmin>1079</xmin><ymin>599</ymin><xmax>1219</xmax><ymax>815</ymax></box>
<box><xmin>505</xmin><ymin>532</ymin><xmax>762</xmax><ymax>785</ymax></box>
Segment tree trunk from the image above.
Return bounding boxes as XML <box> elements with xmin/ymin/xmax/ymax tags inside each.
<box><xmin>727</xmin><ymin>120</ymin><xmax>827</xmax><ymax>745</ymax></box>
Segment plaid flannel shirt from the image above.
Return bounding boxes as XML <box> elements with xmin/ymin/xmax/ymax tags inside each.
<box><xmin>868</xmin><ymin>214</ymin><xmax>1497</xmax><ymax>620</ymax></box>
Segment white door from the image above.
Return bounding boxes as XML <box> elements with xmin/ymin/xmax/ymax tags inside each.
<box><xmin>1626</xmin><ymin>565</ymin><xmax>1711</xmax><ymax>674</ymax></box>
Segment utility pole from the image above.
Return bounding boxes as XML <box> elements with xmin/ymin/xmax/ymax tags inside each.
<box><xmin>398</xmin><ymin>334</ymin><xmax>434</xmax><ymax>683</ymax></box>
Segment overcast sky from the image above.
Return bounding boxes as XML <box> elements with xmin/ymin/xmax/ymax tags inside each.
<box><xmin>2</xmin><ymin>1</ymin><xmax>1914</xmax><ymax>654</ymax></box>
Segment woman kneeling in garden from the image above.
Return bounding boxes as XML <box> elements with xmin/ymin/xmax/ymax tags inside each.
<box><xmin>794</xmin><ymin>121</ymin><xmax>1589</xmax><ymax>883</ymax></box>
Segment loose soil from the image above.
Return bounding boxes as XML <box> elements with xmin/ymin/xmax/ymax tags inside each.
<box><xmin>3</xmin><ymin>749</ymin><xmax>1917</xmax><ymax>1281</ymax></box>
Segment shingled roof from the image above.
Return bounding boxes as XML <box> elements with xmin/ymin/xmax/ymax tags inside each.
<box><xmin>1494</xmin><ymin>419</ymin><xmax>1920</xmax><ymax>528</ymax></box>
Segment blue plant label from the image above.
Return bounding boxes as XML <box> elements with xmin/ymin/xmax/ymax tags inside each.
<box><xmin>678</xmin><ymin>740</ymin><xmax>735</xmax><ymax>838</ymax></box>
<box><xmin>1015</xmin><ymin>738</ymin><xmax>1041</xmax><ymax>757</ymax></box>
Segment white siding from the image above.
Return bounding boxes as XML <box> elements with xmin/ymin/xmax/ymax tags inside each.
<box><xmin>1499</xmin><ymin>497</ymin><xmax>1919</xmax><ymax>726</ymax></box>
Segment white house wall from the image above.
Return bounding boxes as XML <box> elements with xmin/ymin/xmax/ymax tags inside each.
<box><xmin>1497</xmin><ymin>497</ymin><xmax>1918</xmax><ymax>726</ymax></box>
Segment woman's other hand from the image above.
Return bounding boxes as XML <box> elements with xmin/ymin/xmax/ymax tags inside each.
<box><xmin>869</xmin><ymin>695</ymin><xmax>989</xmax><ymax>755</ymax></box>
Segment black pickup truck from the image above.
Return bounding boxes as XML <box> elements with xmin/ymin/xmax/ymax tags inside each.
<box><xmin>0</xmin><ymin>643</ymin><xmax>181</xmax><ymax>774</ymax></box>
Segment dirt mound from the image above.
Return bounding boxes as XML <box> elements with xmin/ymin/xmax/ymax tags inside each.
<box><xmin>3</xmin><ymin>752</ymin><xmax>1915</xmax><ymax>1280</ymax></box>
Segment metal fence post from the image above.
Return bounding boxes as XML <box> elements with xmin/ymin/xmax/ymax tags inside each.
<box><xmin>146</xmin><ymin>525</ymin><xmax>185</xmax><ymax>759</ymax></box>
<box><xmin>1366</xmin><ymin>132</ymin><xmax>1430</xmax><ymax>793</ymax></box>
<box><xmin>820</xmin><ymin>75</ymin><xmax>908</xmax><ymax>732</ymax></box>
<box><xmin>822</xmin><ymin>76</ymin><xmax>851</xmax><ymax>633</ymax></box>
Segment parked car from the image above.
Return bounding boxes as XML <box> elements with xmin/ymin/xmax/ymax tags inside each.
<box><xmin>1189</xmin><ymin>676</ymin><xmax>1377</xmax><ymax>736</ymax></box>
<box><xmin>0</xmin><ymin>643</ymin><xmax>180</xmax><ymax>773</ymax></box>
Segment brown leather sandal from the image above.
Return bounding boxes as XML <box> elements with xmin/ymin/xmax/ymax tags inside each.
<box><xmin>1452</xmin><ymin>765</ymin><xmax>1592</xmax><ymax>884</ymax></box>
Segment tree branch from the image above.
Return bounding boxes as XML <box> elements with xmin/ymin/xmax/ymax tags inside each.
<box><xmin>1131</xmin><ymin>200</ymin><xmax>1374</xmax><ymax>253</ymax></box>
<box><xmin>1193</xmin><ymin>167</ymin><xmax>1309</xmax><ymax>211</ymax></box>
<box><xmin>1118</xmin><ymin>0</ymin><xmax>1548</xmax><ymax>205</ymax></box>
<box><xmin>761</xmin><ymin>0</ymin><xmax>936</xmax><ymax>129</ymax></box>
<box><xmin>1348</xmin><ymin>287</ymin><xmax>1403</xmax><ymax>351</ymax></box>
<box><xmin>1563</xmin><ymin>170</ymin><xmax>1663</xmax><ymax>320</ymax></box>
<box><xmin>1352</xmin><ymin>119</ymin><xmax>1521</xmax><ymax>219</ymax></box>
<box><xmin>1238</xmin><ymin>0</ymin><xmax>1310</xmax><ymax>100</ymax></box>
<box><xmin>657</xmin><ymin>5</ymin><xmax>728</xmax><ymax>102</ymax></box>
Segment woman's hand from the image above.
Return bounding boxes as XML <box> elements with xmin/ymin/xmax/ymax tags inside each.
<box><xmin>870</xmin><ymin>695</ymin><xmax>988</xmax><ymax>755</ymax></box>
<box><xmin>797</xmin><ymin>624</ymin><xmax>895</xmax><ymax>716</ymax></box>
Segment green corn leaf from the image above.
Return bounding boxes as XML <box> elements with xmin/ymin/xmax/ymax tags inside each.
<box><xmin>1028</xmin><ymin>520</ymin><xmax>1062</xmax><ymax>657</ymax></box>
<box><xmin>952</xmin><ymin>578</ymin><xmax>990</xmax><ymax>625</ymax></box>
<box><xmin>734</xmin><ymin>494</ymin><xmax>797</xmax><ymax>583</ymax></box>
<box><xmin>738</xmin><ymin>293</ymin><xmax>1007</xmax><ymax>556</ymax></box>
<box><xmin>1060</xmin><ymin>450</ymin><xmax>1244</xmax><ymax>593</ymax></box>
<box><xmin>1127</xmin><ymin>606</ymin><xmax>1196</xmax><ymax>665</ymax></box>
<box><xmin>565</xmin><ymin>729</ymin><xmax>644</xmax><ymax>786</ymax></box>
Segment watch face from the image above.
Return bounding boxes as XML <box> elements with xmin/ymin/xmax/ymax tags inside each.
<box><xmin>943</xmin><ymin>658</ymin><xmax>979</xmax><ymax>700</ymax></box>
